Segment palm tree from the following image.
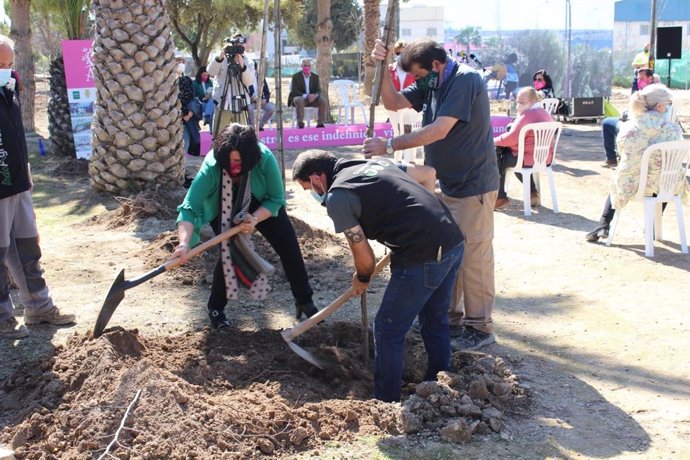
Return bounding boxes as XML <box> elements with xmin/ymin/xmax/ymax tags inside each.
<box><xmin>455</xmin><ymin>26</ymin><xmax>482</xmax><ymax>56</ymax></box>
<box><xmin>42</xmin><ymin>0</ymin><xmax>91</xmax><ymax>158</ymax></box>
<box><xmin>89</xmin><ymin>0</ymin><xmax>184</xmax><ymax>193</ymax></box>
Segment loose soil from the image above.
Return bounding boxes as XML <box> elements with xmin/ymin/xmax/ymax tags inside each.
<box><xmin>1</xmin><ymin>81</ymin><xmax>689</xmax><ymax>459</ymax></box>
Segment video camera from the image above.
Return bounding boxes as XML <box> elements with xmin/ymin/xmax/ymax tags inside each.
<box><xmin>223</xmin><ymin>35</ymin><xmax>246</xmax><ymax>60</ymax></box>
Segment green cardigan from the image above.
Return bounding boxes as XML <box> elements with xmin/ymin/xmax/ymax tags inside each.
<box><xmin>176</xmin><ymin>143</ymin><xmax>286</xmax><ymax>246</ymax></box>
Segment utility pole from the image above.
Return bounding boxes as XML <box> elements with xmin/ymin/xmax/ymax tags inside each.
<box><xmin>565</xmin><ymin>0</ymin><xmax>572</xmax><ymax>98</ymax></box>
<box><xmin>649</xmin><ymin>0</ymin><xmax>657</xmax><ymax>70</ymax></box>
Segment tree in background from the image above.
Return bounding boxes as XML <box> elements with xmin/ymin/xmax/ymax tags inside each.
<box><xmin>289</xmin><ymin>0</ymin><xmax>361</xmax><ymax>52</ymax></box>
<box><xmin>509</xmin><ymin>30</ymin><xmax>566</xmax><ymax>93</ymax></box>
<box><xmin>315</xmin><ymin>0</ymin><xmax>332</xmax><ymax>108</ymax></box>
<box><xmin>8</xmin><ymin>0</ymin><xmax>35</xmax><ymax>131</ymax></box>
<box><xmin>89</xmin><ymin>0</ymin><xmax>183</xmax><ymax>194</ymax></box>
<box><xmin>167</xmin><ymin>0</ymin><xmax>301</xmax><ymax>69</ymax></box>
<box><xmin>570</xmin><ymin>43</ymin><xmax>612</xmax><ymax>97</ymax></box>
<box><xmin>362</xmin><ymin>0</ymin><xmax>379</xmax><ymax>97</ymax></box>
<box><xmin>455</xmin><ymin>26</ymin><xmax>482</xmax><ymax>56</ymax></box>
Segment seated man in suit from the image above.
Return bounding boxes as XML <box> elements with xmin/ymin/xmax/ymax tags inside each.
<box><xmin>288</xmin><ymin>58</ymin><xmax>328</xmax><ymax>128</ymax></box>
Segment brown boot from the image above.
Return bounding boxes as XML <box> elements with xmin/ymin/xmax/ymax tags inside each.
<box><xmin>0</xmin><ymin>317</ymin><xmax>29</xmax><ymax>338</ymax></box>
<box><xmin>24</xmin><ymin>307</ymin><xmax>76</xmax><ymax>326</ymax></box>
<box><xmin>494</xmin><ymin>197</ymin><xmax>510</xmax><ymax>210</ymax></box>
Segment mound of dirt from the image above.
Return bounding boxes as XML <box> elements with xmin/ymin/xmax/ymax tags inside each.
<box><xmin>0</xmin><ymin>324</ymin><xmax>529</xmax><ymax>458</ymax></box>
<box><xmin>83</xmin><ymin>188</ymin><xmax>185</xmax><ymax>230</ymax></box>
<box><xmin>51</xmin><ymin>158</ymin><xmax>89</xmax><ymax>177</ymax></box>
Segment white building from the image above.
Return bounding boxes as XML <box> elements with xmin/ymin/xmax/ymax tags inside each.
<box><xmin>397</xmin><ymin>4</ymin><xmax>445</xmax><ymax>44</ymax></box>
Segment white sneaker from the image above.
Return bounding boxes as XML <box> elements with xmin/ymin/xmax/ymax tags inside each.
<box><xmin>0</xmin><ymin>317</ymin><xmax>29</xmax><ymax>339</ymax></box>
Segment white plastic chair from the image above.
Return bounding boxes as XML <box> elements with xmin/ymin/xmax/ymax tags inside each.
<box><xmin>542</xmin><ymin>98</ymin><xmax>560</xmax><ymax>117</ymax></box>
<box><xmin>291</xmin><ymin>107</ymin><xmax>318</xmax><ymax>128</ymax></box>
<box><xmin>331</xmin><ymin>79</ymin><xmax>367</xmax><ymax>125</ymax></box>
<box><xmin>506</xmin><ymin>121</ymin><xmax>562</xmax><ymax>216</ymax></box>
<box><xmin>387</xmin><ymin>108</ymin><xmax>424</xmax><ymax>162</ymax></box>
<box><xmin>605</xmin><ymin>140</ymin><xmax>690</xmax><ymax>257</ymax></box>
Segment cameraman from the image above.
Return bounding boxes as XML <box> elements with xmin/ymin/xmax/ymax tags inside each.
<box><xmin>207</xmin><ymin>33</ymin><xmax>257</xmax><ymax>133</ymax></box>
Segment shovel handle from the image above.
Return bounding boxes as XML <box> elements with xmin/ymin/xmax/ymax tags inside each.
<box><xmin>163</xmin><ymin>226</ymin><xmax>242</xmax><ymax>272</ymax></box>
<box><xmin>281</xmin><ymin>253</ymin><xmax>391</xmax><ymax>341</ymax></box>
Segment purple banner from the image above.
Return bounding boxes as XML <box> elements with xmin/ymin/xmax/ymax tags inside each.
<box><xmin>200</xmin><ymin>123</ymin><xmax>395</xmax><ymax>155</ymax></box>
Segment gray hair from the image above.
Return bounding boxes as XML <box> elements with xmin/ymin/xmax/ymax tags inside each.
<box><xmin>0</xmin><ymin>35</ymin><xmax>15</xmax><ymax>49</ymax></box>
<box><xmin>629</xmin><ymin>83</ymin><xmax>673</xmax><ymax>118</ymax></box>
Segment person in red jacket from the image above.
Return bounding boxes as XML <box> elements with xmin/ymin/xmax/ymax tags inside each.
<box><xmin>493</xmin><ymin>87</ymin><xmax>554</xmax><ymax>210</ymax></box>
<box><xmin>389</xmin><ymin>41</ymin><xmax>415</xmax><ymax>91</ymax></box>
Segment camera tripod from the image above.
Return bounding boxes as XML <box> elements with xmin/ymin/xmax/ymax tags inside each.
<box><xmin>213</xmin><ymin>56</ymin><xmax>251</xmax><ymax>138</ymax></box>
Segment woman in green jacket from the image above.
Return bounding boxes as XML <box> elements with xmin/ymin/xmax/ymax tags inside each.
<box><xmin>172</xmin><ymin>124</ymin><xmax>317</xmax><ymax>328</ymax></box>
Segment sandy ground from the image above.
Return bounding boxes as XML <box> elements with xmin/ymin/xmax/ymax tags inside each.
<box><xmin>0</xmin><ymin>81</ymin><xmax>689</xmax><ymax>458</ymax></box>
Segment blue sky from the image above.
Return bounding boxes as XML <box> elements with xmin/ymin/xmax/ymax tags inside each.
<box><xmin>402</xmin><ymin>0</ymin><xmax>616</xmax><ymax>31</ymax></box>
<box><xmin>2</xmin><ymin>1</ymin><xmax>617</xmax><ymax>31</ymax></box>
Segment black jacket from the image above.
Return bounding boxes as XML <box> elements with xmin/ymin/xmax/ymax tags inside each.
<box><xmin>0</xmin><ymin>87</ymin><xmax>30</xmax><ymax>199</ymax></box>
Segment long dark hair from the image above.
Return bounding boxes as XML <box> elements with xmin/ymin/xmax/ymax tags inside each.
<box><xmin>533</xmin><ymin>69</ymin><xmax>553</xmax><ymax>90</ymax></box>
<box><xmin>195</xmin><ymin>65</ymin><xmax>208</xmax><ymax>83</ymax></box>
<box><xmin>213</xmin><ymin>124</ymin><xmax>262</xmax><ymax>175</ymax></box>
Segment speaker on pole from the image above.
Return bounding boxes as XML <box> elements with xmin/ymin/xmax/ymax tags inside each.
<box><xmin>656</xmin><ymin>26</ymin><xmax>682</xmax><ymax>59</ymax></box>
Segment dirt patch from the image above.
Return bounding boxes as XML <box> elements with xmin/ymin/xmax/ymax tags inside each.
<box><xmin>82</xmin><ymin>189</ymin><xmax>185</xmax><ymax>229</ymax></box>
<box><xmin>0</xmin><ymin>325</ymin><xmax>527</xmax><ymax>459</ymax></box>
<box><xmin>51</xmin><ymin>158</ymin><xmax>89</xmax><ymax>177</ymax></box>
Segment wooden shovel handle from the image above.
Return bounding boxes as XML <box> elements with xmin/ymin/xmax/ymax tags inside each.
<box><xmin>282</xmin><ymin>253</ymin><xmax>391</xmax><ymax>341</ymax></box>
<box><xmin>163</xmin><ymin>226</ymin><xmax>242</xmax><ymax>272</ymax></box>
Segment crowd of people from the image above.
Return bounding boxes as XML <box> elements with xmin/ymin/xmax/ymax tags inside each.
<box><xmin>2</xmin><ymin>30</ymin><xmax>686</xmax><ymax>405</ymax></box>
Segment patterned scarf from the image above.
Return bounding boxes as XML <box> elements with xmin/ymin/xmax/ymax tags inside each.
<box><xmin>220</xmin><ymin>170</ymin><xmax>274</xmax><ymax>300</ymax></box>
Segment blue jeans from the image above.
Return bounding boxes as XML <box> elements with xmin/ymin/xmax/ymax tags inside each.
<box><xmin>602</xmin><ymin>116</ymin><xmax>620</xmax><ymax>162</ymax></box>
<box><xmin>183</xmin><ymin>118</ymin><xmax>201</xmax><ymax>155</ymax></box>
<box><xmin>373</xmin><ymin>243</ymin><xmax>464</xmax><ymax>402</ymax></box>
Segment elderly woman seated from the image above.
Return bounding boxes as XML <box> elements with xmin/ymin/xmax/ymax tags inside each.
<box><xmin>493</xmin><ymin>87</ymin><xmax>553</xmax><ymax>210</ymax></box>
<box><xmin>586</xmin><ymin>84</ymin><xmax>684</xmax><ymax>242</ymax></box>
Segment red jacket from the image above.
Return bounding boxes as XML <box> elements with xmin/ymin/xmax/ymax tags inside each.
<box><xmin>389</xmin><ymin>64</ymin><xmax>415</xmax><ymax>91</ymax></box>
<box><xmin>494</xmin><ymin>107</ymin><xmax>554</xmax><ymax>166</ymax></box>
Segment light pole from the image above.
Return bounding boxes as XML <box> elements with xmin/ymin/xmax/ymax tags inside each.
<box><xmin>565</xmin><ymin>0</ymin><xmax>572</xmax><ymax>98</ymax></box>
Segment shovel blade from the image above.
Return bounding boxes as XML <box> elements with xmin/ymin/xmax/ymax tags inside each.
<box><xmin>93</xmin><ymin>269</ymin><xmax>126</xmax><ymax>338</ymax></box>
<box><xmin>281</xmin><ymin>331</ymin><xmax>323</xmax><ymax>369</ymax></box>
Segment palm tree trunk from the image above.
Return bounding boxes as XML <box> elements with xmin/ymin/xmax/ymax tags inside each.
<box><xmin>89</xmin><ymin>0</ymin><xmax>184</xmax><ymax>194</ymax></box>
<box><xmin>9</xmin><ymin>0</ymin><xmax>36</xmax><ymax>132</ymax></box>
<box><xmin>48</xmin><ymin>56</ymin><xmax>76</xmax><ymax>157</ymax></box>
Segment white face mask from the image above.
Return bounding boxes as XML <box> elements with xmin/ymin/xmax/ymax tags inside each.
<box><xmin>176</xmin><ymin>63</ymin><xmax>186</xmax><ymax>75</ymax></box>
<box><xmin>0</xmin><ymin>69</ymin><xmax>11</xmax><ymax>87</ymax></box>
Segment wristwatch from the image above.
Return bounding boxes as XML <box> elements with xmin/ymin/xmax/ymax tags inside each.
<box><xmin>386</xmin><ymin>138</ymin><xmax>395</xmax><ymax>155</ymax></box>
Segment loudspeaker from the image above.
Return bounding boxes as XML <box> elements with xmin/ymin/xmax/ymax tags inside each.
<box><xmin>569</xmin><ymin>97</ymin><xmax>603</xmax><ymax>118</ymax></box>
<box><xmin>657</xmin><ymin>27</ymin><xmax>682</xmax><ymax>59</ymax></box>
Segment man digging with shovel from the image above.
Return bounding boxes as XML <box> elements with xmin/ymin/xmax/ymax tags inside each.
<box><xmin>293</xmin><ymin>151</ymin><xmax>464</xmax><ymax>402</ymax></box>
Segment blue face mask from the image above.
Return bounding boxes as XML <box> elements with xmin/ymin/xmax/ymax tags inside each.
<box><xmin>663</xmin><ymin>104</ymin><xmax>673</xmax><ymax>122</ymax></box>
<box><xmin>310</xmin><ymin>190</ymin><xmax>326</xmax><ymax>203</ymax></box>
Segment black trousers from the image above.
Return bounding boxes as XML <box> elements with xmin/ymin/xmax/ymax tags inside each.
<box><xmin>208</xmin><ymin>203</ymin><xmax>313</xmax><ymax>311</ymax></box>
<box><xmin>496</xmin><ymin>147</ymin><xmax>538</xmax><ymax>199</ymax></box>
